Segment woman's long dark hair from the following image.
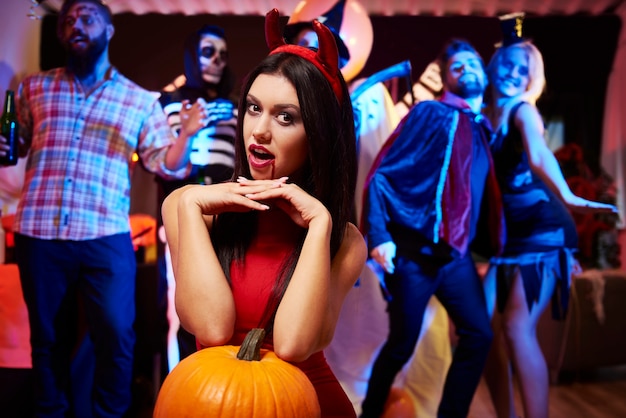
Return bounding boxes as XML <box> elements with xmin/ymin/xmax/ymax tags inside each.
<box><xmin>210</xmin><ymin>51</ymin><xmax>356</xmax><ymax>333</ymax></box>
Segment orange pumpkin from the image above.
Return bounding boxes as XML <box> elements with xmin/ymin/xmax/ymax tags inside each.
<box><xmin>381</xmin><ymin>387</ymin><xmax>416</xmax><ymax>418</ymax></box>
<box><xmin>153</xmin><ymin>328</ymin><xmax>321</xmax><ymax>418</ymax></box>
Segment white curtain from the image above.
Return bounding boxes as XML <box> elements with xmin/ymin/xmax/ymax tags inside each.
<box><xmin>0</xmin><ymin>0</ymin><xmax>41</xmax><ymax>216</ymax></box>
<box><xmin>601</xmin><ymin>2</ymin><xmax>626</xmax><ymax>228</ymax></box>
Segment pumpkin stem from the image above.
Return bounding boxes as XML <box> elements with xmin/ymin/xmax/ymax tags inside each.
<box><xmin>237</xmin><ymin>328</ymin><xmax>266</xmax><ymax>361</ymax></box>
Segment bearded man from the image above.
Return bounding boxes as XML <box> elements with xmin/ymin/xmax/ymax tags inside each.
<box><xmin>360</xmin><ymin>39</ymin><xmax>506</xmax><ymax>418</ymax></box>
<box><xmin>6</xmin><ymin>1</ymin><xmax>195</xmax><ymax>415</ymax></box>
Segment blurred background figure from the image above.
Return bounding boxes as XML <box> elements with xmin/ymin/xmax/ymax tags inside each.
<box><xmin>155</xmin><ymin>24</ymin><xmax>238</xmax><ymax>373</ymax></box>
<box><xmin>482</xmin><ymin>13</ymin><xmax>618</xmax><ymax>418</ymax></box>
<box><xmin>5</xmin><ymin>0</ymin><xmax>194</xmax><ymax>415</ymax></box>
<box><xmin>361</xmin><ymin>37</ymin><xmax>505</xmax><ymax>418</ymax></box>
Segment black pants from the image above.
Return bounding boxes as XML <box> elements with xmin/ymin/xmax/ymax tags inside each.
<box><xmin>0</xmin><ymin>368</ymin><xmax>33</xmax><ymax>418</ymax></box>
<box><xmin>361</xmin><ymin>252</ymin><xmax>492</xmax><ymax>418</ymax></box>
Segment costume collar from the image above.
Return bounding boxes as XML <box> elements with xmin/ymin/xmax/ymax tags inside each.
<box><xmin>440</xmin><ymin>91</ymin><xmax>472</xmax><ymax>111</ymax></box>
<box><xmin>440</xmin><ymin>90</ymin><xmax>492</xmax><ymax>131</ymax></box>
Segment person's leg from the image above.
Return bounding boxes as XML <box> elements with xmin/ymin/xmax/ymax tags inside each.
<box><xmin>402</xmin><ymin>296</ymin><xmax>452</xmax><ymax>418</ymax></box>
<box><xmin>15</xmin><ymin>234</ymin><xmax>80</xmax><ymax>417</ymax></box>
<box><xmin>360</xmin><ymin>256</ymin><xmax>438</xmax><ymax>418</ymax></box>
<box><xmin>435</xmin><ymin>255</ymin><xmax>493</xmax><ymax>418</ymax></box>
<box><xmin>163</xmin><ymin>243</ymin><xmax>181</xmax><ymax>372</ymax></box>
<box><xmin>79</xmin><ymin>233</ymin><xmax>136</xmax><ymax>417</ymax></box>
<box><xmin>482</xmin><ymin>266</ymin><xmax>516</xmax><ymax>418</ymax></box>
<box><xmin>483</xmin><ymin>314</ymin><xmax>516</xmax><ymax>418</ymax></box>
<box><xmin>501</xmin><ymin>268</ymin><xmax>556</xmax><ymax>418</ymax></box>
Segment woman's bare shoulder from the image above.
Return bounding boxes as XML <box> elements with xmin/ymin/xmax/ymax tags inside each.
<box><xmin>341</xmin><ymin>223</ymin><xmax>367</xmax><ymax>265</ymax></box>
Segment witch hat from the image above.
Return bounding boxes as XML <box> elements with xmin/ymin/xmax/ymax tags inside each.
<box><xmin>284</xmin><ymin>0</ymin><xmax>350</xmax><ymax>67</ymax></box>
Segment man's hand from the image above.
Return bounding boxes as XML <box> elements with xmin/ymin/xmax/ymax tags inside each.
<box><xmin>370</xmin><ymin>241</ymin><xmax>397</xmax><ymax>274</ymax></box>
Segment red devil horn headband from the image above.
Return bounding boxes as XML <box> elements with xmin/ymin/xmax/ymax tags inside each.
<box><xmin>265</xmin><ymin>8</ymin><xmax>343</xmax><ymax>102</ymax></box>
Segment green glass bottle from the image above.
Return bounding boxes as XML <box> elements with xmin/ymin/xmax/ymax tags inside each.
<box><xmin>0</xmin><ymin>90</ymin><xmax>19</xmax><ymax>166</ymax></box>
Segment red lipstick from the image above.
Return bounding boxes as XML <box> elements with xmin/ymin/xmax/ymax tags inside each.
<box><xmin>248</xmin><ymin>144</ymin><xmax>275</xmax><ymax>169</ymax></box>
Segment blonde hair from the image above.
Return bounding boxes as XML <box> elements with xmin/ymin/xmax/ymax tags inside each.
<box><xmin>486</xmin><ymin>41</ymin><xmax>546</xmax><ymax>131</ymax></box>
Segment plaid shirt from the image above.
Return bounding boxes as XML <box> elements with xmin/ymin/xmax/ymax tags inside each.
<box><xmin>15</xmin><ymin>67</ymin><xmax>188</xmax><ymax>241</ymax></box>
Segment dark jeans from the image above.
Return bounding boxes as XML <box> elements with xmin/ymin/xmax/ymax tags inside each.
<box><xmin>15</xmin><ymin>233</ymin><xmax>136</xmax><ymax>418</ymax></box>
<box><xmin>0</xmin><ymin>367</ymin><xmax>34</xmax><ymax>418</ymax></box>
<box><xmin>361</xmin><ymin>252</ymin><xmax>492</xmax><ymax>418</ymax></box>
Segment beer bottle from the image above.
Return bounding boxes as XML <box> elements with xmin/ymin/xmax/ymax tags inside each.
<box><xmin>0</xmin><ymin>90</ymin><xmax>19</xmax><ymax>166</ymax></box>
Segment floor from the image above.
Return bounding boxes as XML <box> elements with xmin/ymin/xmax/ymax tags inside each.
<box><xmin>129</xmin><ymin>364</ymin><xmax>626</xmax><ymax>417</ymax></box>
<box><xmin>468</xmin><ymin>365</ymin><xmax>626</xmax><ymax>418</ymax></box>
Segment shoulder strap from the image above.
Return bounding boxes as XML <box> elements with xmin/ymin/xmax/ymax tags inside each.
<box><xmin>508</xmin><ymin>100</ymin><xmax>527</xmax><ymax>124</ymax></box>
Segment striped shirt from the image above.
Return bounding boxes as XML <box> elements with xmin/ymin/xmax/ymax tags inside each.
<box><xmin>157</xmin><ymin>93</ymin><xmax>236</xmax><ymax>194</ymax></box>
<box><xmin>15</xmin><ymin>67</ymin><xmax>187</xmax><ymax>240</ymax></box>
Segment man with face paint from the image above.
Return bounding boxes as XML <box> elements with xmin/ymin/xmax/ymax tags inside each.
<box><xmin>6</xmin><ymin>0</ymin><xmax>194</xmax><ymax>416</ymax></box>
<box><xmin>155</xmin><ymin>25</ymin><xmax>237</xmax><ymax>373</ymax></box>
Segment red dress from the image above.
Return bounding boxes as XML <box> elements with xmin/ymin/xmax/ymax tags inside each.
<box><xmin>228</xmin><ymin>224</ymin><xmax>356</xmax><ymax>418</ymax></box>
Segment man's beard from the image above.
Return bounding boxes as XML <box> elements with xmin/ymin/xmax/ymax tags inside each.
<box><xmin>454</xmin><ymin>80</ymin><xmax>485</xmax><ymax>100</ymax></box>
<box><xmin>66</xmin><ymin>30</ymin><xmax>108</xmax><ymax>77</ymax></box>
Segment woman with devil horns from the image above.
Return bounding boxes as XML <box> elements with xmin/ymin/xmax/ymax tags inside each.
<box><xmin>161</xmin><ymin>9</ymin><xmax>366</xmax><ymax>417</ymax></box>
